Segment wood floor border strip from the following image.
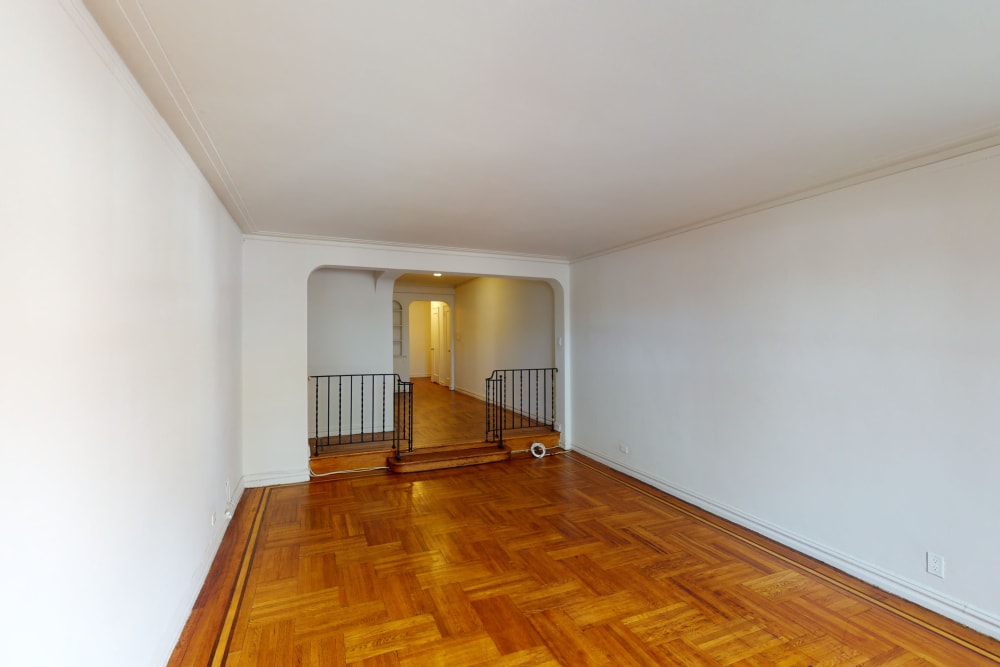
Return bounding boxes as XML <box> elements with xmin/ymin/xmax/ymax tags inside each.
<box><xmin>567</xmin><ymin>452</ymin><xmax>1000</xmax><ymax>663</ymax></box>
<box><xmin>206</xmin><ymin>457</ymin><xmax>1000</xmax><ymax>664</ymax></box>
<box><xmin>210</xmin><ymin>485</ymin><xmax>271</xmax><ymax>667</ymax></box>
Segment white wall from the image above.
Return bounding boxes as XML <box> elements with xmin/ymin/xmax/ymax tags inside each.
<box><xmin>308</xmin><ymin>268</ymin><xmax>392</xmax><ymax>376</ymax></box>
<box><xmin>306</xmin><ymin>269</ymin><xmax>394</xmax><ymax>439</ymax></box>
<box><xmin>0</xmin><ymin>2</ymin><xmax>243</xmax><ymax>665</ymax></box>
<box><xmin>243</xmin><ymin>239</ymin><xmax>570</xmax><ymax>485</ymax></box>
<box><xmin>569</xmin><ymin>146</ymin><xmax>1000</xmax><ymax>638</ymax></box>
<box><xmin>454</xmin><ymin>278</ymin><xmax>555</xmax><ymax>399</ymax></box>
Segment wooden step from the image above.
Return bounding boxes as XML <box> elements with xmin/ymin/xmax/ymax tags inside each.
<box><xmin>387</xmin><ymin>444</ymin><xmax>511</xmax><ymax>473</ymax></box>
<box><xmin>500</xmin><ymin>430</ymin><xmax>561</xmax><ymax>454</ymax></box>
<box><xmin>310</xmin><ymin>431</ymin><xmax>561</xmax><ymax>476</ymax></box>
<box><xmin>310</xmin><ymin>447</ymin><xmax>393</xmax><ymax>475</ymax></box>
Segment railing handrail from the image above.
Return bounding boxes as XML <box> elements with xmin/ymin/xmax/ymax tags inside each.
<box><xmin>310</xmin><ymin>372</ymin><xmax>398</xmax><ymax>379</ymax></box>
<box><xmin>309</xmin><ymin>372</ymin><xmax>412</xmax><ymax>458</ymax></box>
<box><xmin>487</xmin><ymin>367</ymin><xmax>559</xmax><ymax>377</ymax></box>
<box><xmin>485</xmin><ymin>367</ymin><xmax>558</xmax><ymax>446</ymax></box>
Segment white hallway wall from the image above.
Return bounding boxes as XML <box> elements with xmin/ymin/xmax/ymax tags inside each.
<box><xmin>308</xmin><ymin>268</ymin><xmax>391</xmax><ymax>376</ymax></box>
<box><xmin>0</xmin><ymin>2</ymin><xmax>243</xmax><ymax>665</ymax></box>
<box><xmin>243</xmin><ymin>240</ymin><xmax>570</xmax><ymax>486</ymax></box>
<box><xmin>570</xmin><ymin>146</ymin><xmax>1000</xmax><ymax>638</ymax></box>
<box><xmin>454</xmin><ymin>277</ymin><xmax>556</xmax><ymax>399</ymax></box>
<box><xmin>307</xmin><ymin>269</ymin><xmax>394</xmax><ymax>438</ymax></box>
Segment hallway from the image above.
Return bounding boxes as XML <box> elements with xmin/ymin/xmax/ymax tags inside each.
<box><xmin>411</xmin><ymin>378</ymin><xmax>490</xmax><ymax>447</ymax></box>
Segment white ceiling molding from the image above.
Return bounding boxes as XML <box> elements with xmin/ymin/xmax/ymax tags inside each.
<box><xmin>573</xmin><ymin>130</ymin><xmax>1000</xmax><ymax>263</ymax></box>
<box><xmin>95</xmin><ymin>0</ymin><xmax>256</xmax><ymax>230</ymax></box>
<box><xmin>81</xmin><ymin>0</ymin><xmax>1000</xmax><ymax>260</ymax></box>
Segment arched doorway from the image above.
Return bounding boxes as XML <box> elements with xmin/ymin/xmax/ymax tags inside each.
<box><xmin>403</xmin><ymin>300</ymin><xmax>452</xmax><ymax>388</ymax></box>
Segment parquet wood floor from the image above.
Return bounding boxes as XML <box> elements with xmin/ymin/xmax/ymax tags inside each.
<box><xmin>410</xmin><ymin>378</ymin><xmax>499</xmax><ymax>447</ymax></box>
<box><xmin>172</xmin><ymin>454</ymin><xmax>1000</xmax><ymax>666</ymax></box>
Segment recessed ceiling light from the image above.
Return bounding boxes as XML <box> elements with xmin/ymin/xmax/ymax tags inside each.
<box><xmin>433</xmin><ymin>272</ymin><xmax>442</xmax><ymax>277</ymax></box>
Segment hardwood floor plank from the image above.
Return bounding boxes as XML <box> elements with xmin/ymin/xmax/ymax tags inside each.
<box><xmin>562</xmin><ymin>589</ymin><xmax>648</xmax><ymax>629</ymax></box>
<box><xmin>623</xmin><ymin>602</ymin><xmax>716</xmax><ymax>646</ymax></box>
<box><xmin>476</xmin><ymin>644</ymin><xmax>560</xmax><ymax>667</ymax></box>
<box><xmin>426</xmin><ymin>582</ymin><xmax>485</xmax><ymax>637</ymax></box>
<box><xmin>379</xmin><ymin>572</ymin><xmax>434</xmax><ymax>620</ymax></box>
<box><xmin>471</xmin><ymin>595</ymin><xmax>545</xmax><ymax>655</ymax></box>
<box><xmin>172</xmin><ymin>453</ymin><xmax>1000</xmax><ymax>665</ymax></box>
<box><xmin>295</xmin><ymin>633</ymin><xmax>346</xmax><ymax>667</ymax></box>
<box><xmin>529</xmin><ymin>607</ymin><xmax>610</xmax><ymax>666</ymax></box>
<box><xmin>292</xmin><ymin>600</ymin><xmax>386</xmax><ymax>644</ymax></box>
<box><xmin>397</xmin><ymin>632</ymin><xmax>502</xmax><ymax>666</ymax></box>
<box><xmin>342</xmin><ymin>613</ymin><xmax>440</xmax><ymax>663</ymax></box>
<box><xmin>583</xmin><ymin>620</ymin><xmax>674</xmax><ymax>666</ymax></box>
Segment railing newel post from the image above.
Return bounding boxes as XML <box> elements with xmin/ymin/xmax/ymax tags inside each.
<box><xmin>312</xmin><ymin>369</ymin><xmax>555</xmax><ymax>461</ymax></box>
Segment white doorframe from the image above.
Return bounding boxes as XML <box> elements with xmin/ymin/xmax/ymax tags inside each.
<box><xmin>430</xmin><ymin>303</ymin><xmax>439</xmax><ymax>384</ymax></box>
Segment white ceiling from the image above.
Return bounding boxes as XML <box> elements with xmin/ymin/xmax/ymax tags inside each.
<box><xmin>83</xmin><ymin>1</ymin><xmax>1000</xmax><ymax>260</ymax></box>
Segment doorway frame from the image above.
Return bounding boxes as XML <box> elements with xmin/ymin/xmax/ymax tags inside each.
<box><xmin>393</xmin><ymin>289</ymin><xmax>455</xmax><ymax>391</ymax></box>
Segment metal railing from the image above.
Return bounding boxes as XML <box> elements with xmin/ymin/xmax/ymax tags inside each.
<box><xmin>393</xmin><ymin>379</ymin><xmax>413</xmax><ymax>461</ymax></box>
<box><xmin>310</xmin><ymin>373</ymin><xmax>413</xmax><ymax>459</ymax></box>
<box><xmin>485</xmin><ymin>368</ymin><xmax>558</xmax><ymax>447</ymax></box>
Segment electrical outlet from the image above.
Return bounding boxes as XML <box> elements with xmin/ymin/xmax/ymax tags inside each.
<box><xmin>926</xmin><ymin>552</ymin><xmax>945</xmax><ymax>578</ymax></box>
<box><xmin>211</xmin><ymin>512</ymin><xmax>217</xmax><ymax>527</ymax></box>
<box><xmin>618</xmin><ymin>444</ymin><xmax>630</xmax><ymax>455</ymax></box>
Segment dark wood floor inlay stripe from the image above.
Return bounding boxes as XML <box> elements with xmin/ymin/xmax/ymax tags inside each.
<box><xmin>187</xmin><ymin>455</ymin><xmax>999</xmax><ymax>666</ymax></box>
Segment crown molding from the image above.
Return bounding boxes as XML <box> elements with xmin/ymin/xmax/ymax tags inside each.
<box><xmin>60</xmin><ymin>0</ymin><xmax>192</xmax><ymax>172</ymax></box>
<box><xmin>572</xmin><ymin>131</ymin><xmax>1000</xmax><ymax>263</ymax></box>
<box><xmin>65</xmin><ymin>0</ymin><xmax>1000</xmax><ymax>265</ymax></box>
<box><xmin>72</xmin><ymin>0</ymin><xmax>256</xmax><ymax>232</ymax></box>
<box><xmin>569</xmin><ymin>130</ymin><xmax>1000</xmax><ymax>264</ymax></box>
<box><xmin>243</xmin><ymin>232</ymin><xmax>571</xmax><ymax>265</ymax></box>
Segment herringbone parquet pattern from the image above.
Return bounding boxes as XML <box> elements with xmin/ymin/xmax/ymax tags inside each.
<box><xmin>182</xmin><ymin>455</ymin><xmax>1000</xmax><ymax>666</ymax></box>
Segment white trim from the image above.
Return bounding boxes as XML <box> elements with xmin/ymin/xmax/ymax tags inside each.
<box><xmin>572</xmin><ymin>139</ymin><xmax>1000</xmax><ymax>263</ymax></box>
<box><xmin>455</xmin><ymin>385</ymin><xmax>486</xmax><ymax>402</ymax></box>
<box><xmin>58</xmin><ymin>0</ymin><xmax>210</xmax><ymax>188</ymax></box>
<box><xmin>67</xmin><ymin>0</ymin><xmax>256</xmax><ymax>231</ymax></box>
<box><xmin>156</xmin><ymin>476</ymin><xmax>247</xmax><ymax>665</ymax></box>
<box><xmin>572</xmin><ymin>444</ymin><xmax>1000</xmax><ymax>642</ymax></box>
<box><xmin>245</xmin><ymin>232</ymin><xmax>570</xmax><ymax>264</ymax></box>
<box><xmin>229</xmin><ymin>476</ymin><xmax>246</xmax><ymax>514</ymax></box>
<box><xmin>63</xmin><ymin>0</ymin><xmax>1000</xmax><ymax>266</ymax></box>
<box><xmin>242</xmin><ymin>469</ymin><xmax>310</xmax><ymax>488</ymax></box>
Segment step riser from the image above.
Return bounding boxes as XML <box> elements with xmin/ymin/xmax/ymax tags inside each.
<box><xmin>495</xmin><ymin>432</ymin><xmax>561</xmax><ymax>451</ymax></box>
<box><xmin>310</xmin><ymin>431</ymin><xmax>559</xmax><ymax>476</ymax></box>
<box><xmin>388</xmin><ymin>451</ymin><xmax>511</xmax><ymax>474</ymax></box>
